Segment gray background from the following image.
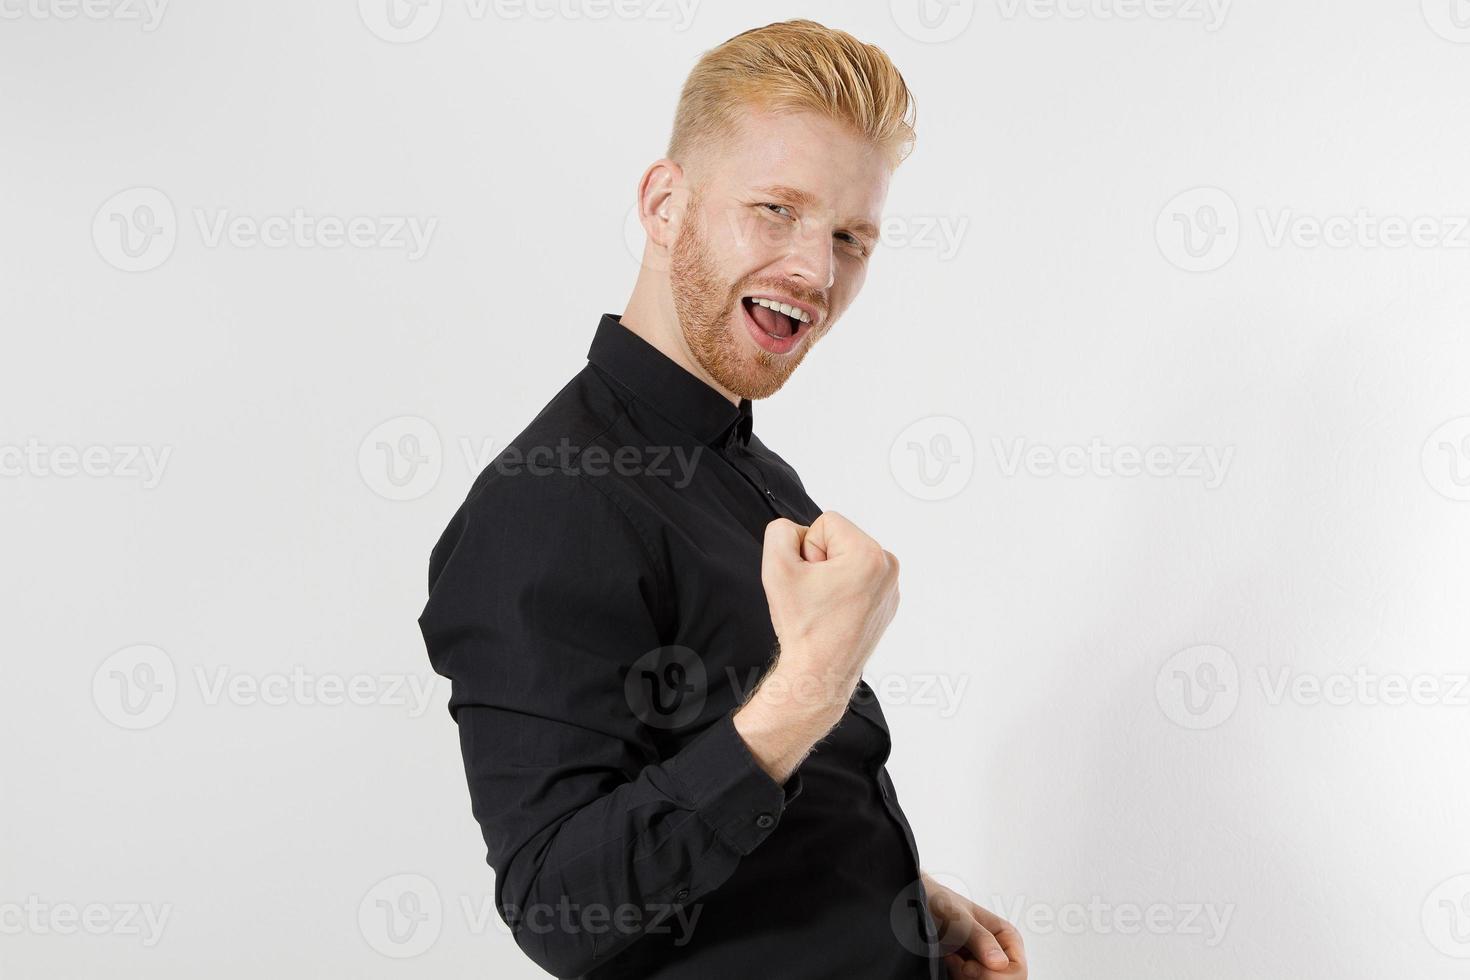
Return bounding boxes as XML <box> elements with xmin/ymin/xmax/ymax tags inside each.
<box><xmin>4</xmin><ymin>0</ymin><xmax>1470</xmax><ymax>976</ymax></box>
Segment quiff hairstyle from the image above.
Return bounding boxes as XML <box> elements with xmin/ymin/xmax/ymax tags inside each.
<box><xmin>667</xmin><ymin>19</ymin><xmax>917</xmax><ymax>173</ymax></box>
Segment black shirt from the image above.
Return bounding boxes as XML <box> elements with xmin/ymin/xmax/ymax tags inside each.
<box><xmin>419</xmin><ymin>314</ymin><xmax>940</xmax><ymax>979</ymax></box>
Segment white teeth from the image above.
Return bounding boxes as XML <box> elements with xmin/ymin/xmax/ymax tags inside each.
<box><xmin>751</xmin><ymin>297</ymin><xmax>811</xmax><ymax>324</ymax></box>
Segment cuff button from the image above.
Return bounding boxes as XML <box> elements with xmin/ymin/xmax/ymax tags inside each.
<box><xmin>755</xmin><ymin>813</ymin><xmax>775</xmax><ymax>829</ymax></box>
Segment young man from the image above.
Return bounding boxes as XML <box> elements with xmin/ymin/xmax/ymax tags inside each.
<box><xmin>420</xmin><ymin>20</ymin><xmax>1026</xmax><ymax>979</ymax></box>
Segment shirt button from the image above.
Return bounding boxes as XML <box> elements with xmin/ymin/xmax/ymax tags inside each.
<box><xmin>674</xmin><ymin>888</ymin><xmax>690</xmax><ymax>903</ymax></box>
<box><xmin>756</xmin><ymin>813</ymin><xmax>775</xmax><ymax>830</ymax></box>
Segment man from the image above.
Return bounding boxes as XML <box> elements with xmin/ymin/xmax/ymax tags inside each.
<box><xmin>419</xmin><ymin>19</ymin><xmax>1026</xmax><ymax>980</ymax></box>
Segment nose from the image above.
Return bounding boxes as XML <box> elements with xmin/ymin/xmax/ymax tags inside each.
<box><xmin>780</xmin><ymin>216</ymin><xmax>836</xmax><ymax>293</ymax></box>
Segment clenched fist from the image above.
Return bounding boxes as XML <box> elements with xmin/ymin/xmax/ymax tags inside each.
<box><xmin>732</xmin><ymin>512</ymin><xmax>901</xmax><ymax>783</ymax></box>
<box><xmin>759</xmin><ymin>511</ymin><xmax>901</xmax><ymax>708</ymax></box>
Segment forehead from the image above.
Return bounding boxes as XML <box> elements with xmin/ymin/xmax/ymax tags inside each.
<box><xmin>701</xmin><ymin>106</ymin><xmax>890</xmax><ymax>228</ymax></box>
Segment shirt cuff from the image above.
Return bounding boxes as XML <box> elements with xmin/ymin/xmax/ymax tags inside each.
<box><xmin>666</xmin><ymin>709</ymin><xmax>803</xmax><ymax>856</ymax></box>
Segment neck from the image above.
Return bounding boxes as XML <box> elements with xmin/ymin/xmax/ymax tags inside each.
<box><xmin>621</xmin><ymin>268</ymin><xmax>741</xmax><ymax>407</ymax></box>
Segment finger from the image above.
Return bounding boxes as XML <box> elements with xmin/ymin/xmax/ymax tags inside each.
<box><xmin>800</xmin><ymin>526</ymin><xmax>828</xmax><ymax>562</ymax></box>
<box><xmin>942</xmin><ymin>952</ymin><xmax>975</xmax><ymax>979</ymax></box>
<box><xmin>761</xmin><ymin>517</ymin><xmax>808</xmax><ymax>569</ymax></box>
<box><xmin>971</xmin><ymin>908</ymin><xmax>1027</xmax><ymax>967</ymax></box>
<box><xmin>928</xmin><ymin>889</ymin><xmax>976</xmax><ymax>957</ymax></box>
<box><xmin>965</xmin><ymin>924</ymin><xmax>1009</xmax><ymax>971</ymax></box>
<box><xmin>804</xmin><ymin>510</ymin><xmax>868</xmax><ymax>562</ymax></box>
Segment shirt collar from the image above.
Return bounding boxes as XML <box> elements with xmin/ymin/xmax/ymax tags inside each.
<box><xmin>588</xmin><ymin>313</ymin><xmax>753</xmax><ymax>448</ymax></box>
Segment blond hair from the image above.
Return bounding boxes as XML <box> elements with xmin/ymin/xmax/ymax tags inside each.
<box><xmin>667</xmin><ymin>19</ymin><xmax>916</xmax><ymax>173</ymax></box>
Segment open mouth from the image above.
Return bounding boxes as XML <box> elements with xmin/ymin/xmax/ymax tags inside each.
<box><xmin>740</xmin><ymin>296</ymin><xmax>812</xmax><ymax>354</ymax></box>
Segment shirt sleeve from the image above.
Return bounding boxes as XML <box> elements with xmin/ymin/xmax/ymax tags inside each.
<box><xmin>419</xmin><ymin>467</ymin><xmax>802</xmax><ymax>977</ymax></box>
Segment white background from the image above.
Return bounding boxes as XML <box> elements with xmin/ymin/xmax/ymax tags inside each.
<box><xmin>4</xmin><ymin>1</ymin><xmax>1470</xmax><ymax>977</ymax></box>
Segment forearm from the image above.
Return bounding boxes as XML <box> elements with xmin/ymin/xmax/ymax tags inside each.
<box><xmin>461</xmin><ymin>705</ymin><xmax>798</xmax><ymax>977</ymax></box>
<box><xmin>732</xmin><ymin>661</ymin><xmax>855</xmax><ymax>784</ymax></box>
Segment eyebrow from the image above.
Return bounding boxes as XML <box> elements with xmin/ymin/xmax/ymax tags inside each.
<box><xmin>755</xmin><ymin>184</ymin><xmax>880</xmax><ymax>242</ymax></box>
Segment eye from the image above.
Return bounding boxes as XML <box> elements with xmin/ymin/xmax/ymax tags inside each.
<box><xmin>761</xmin><ymin>203</ymin><xmax>795</xmax><ymax>218</ymax></box>
<box><xmin>836</xmin><ymin>231</ymin><xmax>871</xmax><ymax>256</ymax></box>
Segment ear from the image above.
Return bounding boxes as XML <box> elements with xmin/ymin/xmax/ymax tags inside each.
<box><xmin>636</xmin><ymin>158</ymin><xmax>687</xmax><ymax>250</ymax></box>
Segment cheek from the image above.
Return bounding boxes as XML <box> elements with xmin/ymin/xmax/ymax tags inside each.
<box><xmin>833</xmin><ymin>261</ymin><xmax>868</xmax><ymax>306</ymax></box>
